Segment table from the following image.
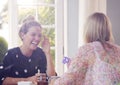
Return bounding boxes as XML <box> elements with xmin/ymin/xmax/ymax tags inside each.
<box><xmin>38</xmin><ymin>81</ymin><xmax>48</xmax><ymax>85</ymax></box>
<box><xmin>3</xmin><ymin>81</ymin><xmax>48</xmax><ymax>85</ymax></box>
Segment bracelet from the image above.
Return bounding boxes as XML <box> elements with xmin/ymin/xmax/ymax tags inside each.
<box><xmin>46</xmin><ymin>76</ymin><xmax>49</xmax><ymax>81</ymax></box>
<box><xmin>48</xmin><ymin>76</ymin><xmax>60</xmax><ymax>84</ymax></box>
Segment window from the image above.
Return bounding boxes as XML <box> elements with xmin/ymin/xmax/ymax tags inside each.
<box><xmin>6</xmin><ymin>0</ymin><xmax>64</xmax><ymax>75</ymax></box>
<box><xmin>17</xmin><ymin>0</ymin><xmax>56</xmax><ymax>64</ymax></box>
<box><xmin>0</xmin><ymin>0</ymin><xmax>9</xmax><ymax>42</ymax></box>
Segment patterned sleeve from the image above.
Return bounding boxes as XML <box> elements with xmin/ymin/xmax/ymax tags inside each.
<box><xmin>0</xmin><ymin>63</ymin><xmax>5</xmax><ymax>85</ymax></box>
<box><xmin>40</xmin><ymin>50</ymin><xmax>47</xmax><ymax>73</ymax></box>
<box><xmin>0</xmin><ymin>51</ymin><xmax>13</xmax><ymax>85</ymax></box>
<box><xmin>37</xmin><ymin>48</ymin><xmax>47</xmax><ymax>73</ymax></box>
<box><xmin>50</xmin><ymin>45</ymin><xmax>91</xmax><ymax>85</ymax></box>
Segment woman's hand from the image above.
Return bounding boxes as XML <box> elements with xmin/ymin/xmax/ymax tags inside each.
<box><xmin>35</xmin><ymin>72</ymin><xmax>47</xmax><ymax>82</ymax></box>
<box><xmin>41</xmin><ymin>36</ymin><xmax>51</xmax><ymax>55</ymax></box>
<box><xmin>26</xmin><ymin>75</ymin><xmax>38</xmax><ymax>85</ymax></box>
<box><xmin>41</xmin><ymin>36</ymin><xmax>56</xmax><ymax>76</ymax></box>
<box><xmin>26</xmin><ymin>73</ymin><xmax>47</xmax><ymax>84</ymax></box>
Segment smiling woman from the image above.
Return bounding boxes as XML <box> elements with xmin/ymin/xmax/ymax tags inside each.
<box><xmin>1</xmin><ymin>0</ymin><xmax>64</xmax><ymax>78</ymax></box>
<box><xmin>0</xmin><ymin>15</ymin><xmax>56</xmax><ymax>85</ymax></box>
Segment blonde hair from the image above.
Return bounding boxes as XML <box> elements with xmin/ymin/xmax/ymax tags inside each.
<box><xmin>83</xmin><ymin>12</ymin><xmax>114</xmax><ymax>43</ymax></box>
<box><xmin>19</xmin><ymin>15</ymin><xmax>41</xmax><ymax>40</ymax></box>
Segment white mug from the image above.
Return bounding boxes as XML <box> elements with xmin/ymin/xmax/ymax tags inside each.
<box><xmin>18</xmin><ymin>81</ymin><xmax>33</xmax><ymax>85</ymax></box>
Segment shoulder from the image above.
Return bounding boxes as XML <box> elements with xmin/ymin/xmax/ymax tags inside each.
<box><xmin>68</xmin><ymin>43</ymin><xmax>95</xmax><ymax>72</ymax></box>
<box><xmin>106</xmin><ymin>41</ymin><xmax>120</xmax><ymax>49</ymax></box>
<box><xmin>78</xmin><ymin>41</ymin><xmax>103</xmax><ymax>55</ymax></box>
<box><xmin>3</xmin><ymin>47</ymin><xmax>19</xmax><ymax>59</ymax></box>
<box><xmin>34</xmin><ymin>47</ymin><xmax>47</xmax><ymax>63</ymax></box>
<box><xmin>36</xmin><ymin>47</ymin><xmax>43</xmax><ymax>51</ymax></box>
<box><xmin>69</xmin><ymin>42</ymin><xmax>102</xmax><ymax>67</ymax></box>
<box><xmin>8</xmin><ymin>47</ymin><xmax>19</xmax><ymax>52</ymax></box>
<box><xmin>34</xmin><ymin>47</ymin><xmax>46</xmax><ymax>58</ymax></box>
<box><xmin>77</xmin><ymin>42</ymin><xmax>94</xmax><ymax>56</ymax></box>
<box><xmin>75</xmin><ymin>41</ymin><xmax>104</xmax><ymax>62</ymax></box>
<box><xmin>2</xmin><ymin>47</ymin><xmax>19</xmax><ymax>64</ymax></box>
<box><xmin>106</xmin><ymin>42</ymin><xmax>120</xmax><ymax>54</ymax></box>
<box><xmin>35</xmin><ymin>47</ymin><xmax>44</xmax><ymax>54</ymax></box>
<box><xmin>6</xmin><ymin>47</ymin><xmax>19</xmax><ymax>55</ymax></box>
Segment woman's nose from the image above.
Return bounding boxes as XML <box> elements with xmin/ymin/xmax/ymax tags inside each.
<box><xmin>35</xmin><ymin>36</ymin><xmax>41</xmax><ymax>41</ymax></box>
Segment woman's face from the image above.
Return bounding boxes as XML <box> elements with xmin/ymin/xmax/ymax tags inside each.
<box><xmin>22</xmin><ymin>26</ymin><xmax>42</xmax><ymax>50</ymax></box>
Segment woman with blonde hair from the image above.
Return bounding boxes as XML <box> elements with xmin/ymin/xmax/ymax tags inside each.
<box><xmin>0</xmin><ymin>15</ymin><xmax>56</xmax><ymax>85</ymax></box>
<box><xmin>49</xmin><ymin>12</ymin><xmax>120</xmax><ymax>85</ymax></box>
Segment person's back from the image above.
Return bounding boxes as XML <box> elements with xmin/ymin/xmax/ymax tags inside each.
<box><xmin>48</xmin><ymin>12</ymin><xmax>120</xmax><ymax>85</ymax></box>
<box><xmin>50</xmin><ymin>41</ymin><xmax>120</xmax><ymax>85</ymax></box>
<box><xmin>83</xmin><ymin>41</ymin><xmax>120</xmax><ymax>85</ymax></box>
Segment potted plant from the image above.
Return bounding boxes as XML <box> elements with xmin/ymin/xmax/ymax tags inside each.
<box><xmin>0</xmin><ymin>36</ymin><xmax>8</xmax><ymax>63</ymax></box>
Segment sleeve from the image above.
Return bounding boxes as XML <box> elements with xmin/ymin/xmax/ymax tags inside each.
<box><xmin>0</xmin><ymin>51</ymin><xmax>13</xmax><ymax>85</ymax></box>
<box><xmin>55</xmin><ymin>58</ymin><xmax>88</xmax><ymax>85</ymax></box>
<box><xmin>38</xmin><ymin>48</ymin><xmax>47</xmax><ymax>73</ymax></box>
<box><xmin>50</xmin><ymin>46</ymin><xmax>89</xmax><ymax>85</ymax></box>
<box><xmin>41</xmin><ymin>51</ymin><xmax>47</xmax><ymax>73</ymax></box>
<box><xmin>0</xmin><ymin>63</ymin><xmax>6</xmax><ymax>85</ymax></box>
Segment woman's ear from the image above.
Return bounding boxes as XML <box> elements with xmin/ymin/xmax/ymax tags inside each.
<box><xmin>20</xmin><ymin>32</ymin><xmax>25</xmax><ymax>40</ymax></box>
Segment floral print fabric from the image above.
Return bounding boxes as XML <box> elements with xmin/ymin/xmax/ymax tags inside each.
<box><xmin>52</xmin><ymin>41</ymin><xmax>120</xmax><ymax>85</ymax></box>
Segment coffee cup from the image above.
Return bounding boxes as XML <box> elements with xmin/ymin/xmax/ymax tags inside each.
<box><xmin>18</xmin><ymin>81</ymin><xmax>33</xmax><ymax>85</ymax></box>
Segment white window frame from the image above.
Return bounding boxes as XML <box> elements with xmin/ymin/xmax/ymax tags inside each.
<box><xmin>8</xmin><ymin>0</ymin><xmax>19</xmax><ymax>48</ymax></box>
<box><xmin>8</xmin><ymin>0</ymin><xmax>65</xmax><ymax>75</ymax></box>
<box><xmin>55</xmin><ymin>0</ymin><xmax>64</xmax><ymax>75</ymax></box>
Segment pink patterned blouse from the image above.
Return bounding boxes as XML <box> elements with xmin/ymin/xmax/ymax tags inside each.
<box><xmin>52</xmin><ymin>41</ymin><xmax>120</xmax><ymax>85</ymax></box>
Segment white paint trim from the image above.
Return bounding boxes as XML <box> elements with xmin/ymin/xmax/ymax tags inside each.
<box><xmin>8</xmin><ymin>0</ymin><xmax>19</xmax><ymax>48</ymax></box>
<box><xmin>55</xmin><ymin>0</ymin><xmax>64</xmax><ymax>76</ymax></box>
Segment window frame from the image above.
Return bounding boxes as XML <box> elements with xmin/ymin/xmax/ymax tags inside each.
<box><xmin>8</xmin><ymin>0</ymin><xmax>64</xmax><ymax>75</ymax></box>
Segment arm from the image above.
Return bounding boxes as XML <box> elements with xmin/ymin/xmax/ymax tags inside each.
<box><xmin>49</xmin><ymin>47</ymin><xmax>89</xmax><ymax>85</ymax></box>
<box><xmin>2</xmin><ymin>76</ymin><xmax>38</xmax><ymax>85</ymax></box>
<box><xmin>1</xmin><ymin>50</ymin><xmax>38</xmax><ymax>85</ymax></box>
<box><xmin>41</xmin><ymin>36</ymin><xmax>56</xmax><ymax>76</ymax></box>
<box><xmin>50</xmin><ymin>57</ymin><xmax>88</xmax><ymax>85</ymax></box>
<box><xmin>2</xmin><ymin>77</ymin><xmax>27</xmax><ymax>85</ymax></box>
<box><xmin>45</xmin><ymin>52</ymin><xmax>56</xmax><ymax>76</ymax></box>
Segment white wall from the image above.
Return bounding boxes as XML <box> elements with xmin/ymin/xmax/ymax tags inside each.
<box><xmin>64</xmin><ymin>0</ymin><xmax>79</xmax><ymax>58</ymax></box>
<box><xmin>79</xmin><ymin>0</ymin><xmax>106</xmax><ymax>47</ymax></box>
<box><xmin>8</xmin><ymin>0</ymin><xmax>19</xmax><ymax>48</ymax></box>
<box><xmin>64</xmin><ymin>0</ymin><xmax>106</xmax><ymax>58</ymax></box>
<box><xmin>107</xmin><ymin>0</ymin><xmax>120</xmax><ymax>45</ymax></box>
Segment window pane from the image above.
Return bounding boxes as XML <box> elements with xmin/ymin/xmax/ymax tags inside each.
<box><xmin>0</xmin><ymin>0</ymin><xmax>9</xmax><ymax>42</ymax></box>
<box><xmin>17</xmin><ymin>0</ymin><xmax>54</xmax><ymax>5</ymax></box>
<box><xmin>17</xmin><ymin>0</ymin><xmax>35</xmax><ymax>5</ymax></box>
<box><xmin>37</xmin><ymin>6</ymin><xmax>55</xmax><ymax>25</ymax></box>
<box><xmin>42</xmin><ymin>28</ymin><xmax>55</xmax><ymax>46</ymax></box>
<box><xmin>41</xmin><ymin>28</ymin><xmax>55</xmax><ymax>64</ymax></box>
<box><xmin>18</xmin><ymin>7</ymin><xmax>36</xmax><ymax>24</ymax></box>
<box><xmin>36</xmin><ymin>0</ymin><xmax>55</xmax><ymax>4</ymax></box>
<box><xmin>17</xmin><ymin>0</ymin><xmax>55</xmax><ymax>64</ymax></box>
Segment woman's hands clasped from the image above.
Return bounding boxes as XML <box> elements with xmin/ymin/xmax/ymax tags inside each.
<box><xmin>35</xmin><ymin>72</ymin><xmax>47</xmax><ymax>82</ymax></box>
<box><xmin>26</xmin><ymin>72</ymin><xmax>47</xmax><ymax>85</ymax></box>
